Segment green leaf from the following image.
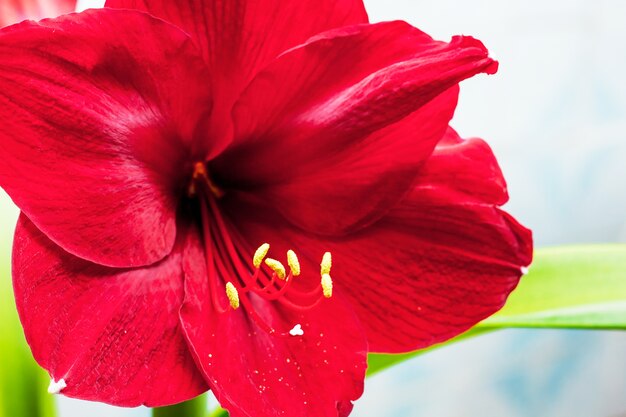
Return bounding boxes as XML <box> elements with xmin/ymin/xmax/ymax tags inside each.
<box><xmin>0</xmin><ymin>238</ymin><xmax>56</xmax><ymax>417</ymax></box>
<box><xmin>152</xmin><ymin>394</ymin><xmax>208</xmax><ymax>417</ymax></box>
<box><xmin>368</xmin><ymin>244</ymin><xmax>626</xmax><ymax>375</ymax></box>
<box><xmin>207</xmin><ymin>406</ymin><xmax>229</xmax><ymax>417</ymax></box>
<box><xmin>481</xmin><ymin>244</ymin><xmax>626</xmax><ymax>329</ymax></box>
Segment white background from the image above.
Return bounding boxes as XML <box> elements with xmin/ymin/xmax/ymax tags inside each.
<box><xmin>1</xmin><ymin>0</ymin><xmax>625</xmax><ymax>416</ymax></box>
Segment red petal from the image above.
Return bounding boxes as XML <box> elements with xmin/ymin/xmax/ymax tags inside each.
<box><xmin>214</xmin><ymin>22</ymin><xmax>497</xmax><ymax>235</ymax></box>
<box><xmin>0</xmin><ymin>9</ymin><xmax>215</xmax><ymax>267</ymax></box>
<box><xmin>105</xmin><ymin>0</ymin><xmax>368</xmax><ymax>145</ymax></box>
<box><xmin>179</xmin><ymin>228</ymin><xmax>367</xmax><ymax>417</ymax></box>
<box><xmin>415</xmin><ymin>127</ymin><xmax>509</xmax><ymax>205</ymax></box>
<box><xmin>12</xmin><ymin>214</ymin><xmax>207</xmax><ymax>407</ymax></box>
<box><xmin>0</xmin><ymin>0</ymin><xmax>76</xmax><ymax>27</ymax></box>
<box><xmin>226</xmin><ymin>128</ymin><xmax>532</xmax><ymax>352</ymax></box>
<box><xmin>336</xmin><ymin>131</ymin><xmax>532</xmax><ymax>352</ymax></box>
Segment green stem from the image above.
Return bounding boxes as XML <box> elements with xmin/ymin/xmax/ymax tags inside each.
<box><xmin>152</xmin><ymin>394</ymin><xmax>208</xmax><ymax>417</ymax></box>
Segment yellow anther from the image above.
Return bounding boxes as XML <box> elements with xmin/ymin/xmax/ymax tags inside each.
<box><xmin>320</xmin><ymin>252</ymin><xmax>332</xmax><ymax>275</ymax></box>
<box><xmin>287</xmin><ymin>250</ymin><xmax>301</xmax><ymax>277</ymax></box>
<box><xmin>225</xmin><ymin>282</ymin><xmax>240</xmax><ymax>309</ymax></box>
<box><xmin>253</xmin><ymin>243</ymin><xmax>270</xmax><ymax>268</ymax></box>
<box><xmin>321</xmin><ymin>273</ymin><xmax>333</xmax><ymax>298</ymax></box>
<box><xmin>265</xmin><ymin>258</ymin><xmax>286</xmax><ymax>280</ymax></box>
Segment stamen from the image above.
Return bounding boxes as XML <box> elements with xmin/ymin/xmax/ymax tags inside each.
<box><xmin>192</xmin><ymin>166</ymin><xmax>336</xmax><ymax>334</ymax></box>
<box><xmin>287</xmin><ymin>250</ymin><xmax>301</xmax><ymax>277</ymax></box>
<box><xmin>199</xmin><ymin>198</ymin><xmax>229</xmax><ymax>314</ymax></box>
<box><xmin>265</xmin><ymin>258</ymin><xmax>286</xmax><ymax>280</ymax></box>
<box><xmin>321</xmin><ymin>273</ymin><xmax>333</xmax><ymax>298</ymax></box>
<box><xmin>253</xmin><ymin>243</ymin><xmax>270</xmax><ymax>268</ymax></box>
<box><xmin>320</xmin><ymin>252</ymin><xmax>332</xmax><ymax>275</ymax></box>
<box><xmin>225</xmin><ymin>282</ymin><xmax>240</xmax><ymax>309</ymax></box>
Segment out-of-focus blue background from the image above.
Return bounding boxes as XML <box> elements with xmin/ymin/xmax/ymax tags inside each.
<box><xmin>0</xmin><ymin>0</ymin><xmax>624</xmax><ymax>416</ymax></box>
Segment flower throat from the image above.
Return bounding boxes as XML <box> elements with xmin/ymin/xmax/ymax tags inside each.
<box><xmin>188</xmin><ymin>162</ymin><xmax>334</xmax><ymax>337</ymax></box>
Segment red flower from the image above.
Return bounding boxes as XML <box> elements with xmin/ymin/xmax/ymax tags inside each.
<box><xmin>0</xmin><ymin>1</ymin><xmax>532</xmax><ymax>416</ymax></box>
<box><xmin>0</xmin><ymin>0</ymin><xmax>76</xmax><ymax>27</ymax></box>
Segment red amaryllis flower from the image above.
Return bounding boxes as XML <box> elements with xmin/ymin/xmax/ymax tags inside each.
<box><xmin>0</xmin><ymin>0</ymin><xmax>76</xmax><ymax>27</ymax></box>
<box><xmin>0</xmin><ymin>1</ymin><xmax>532</xmax><ymax>416</ymax></box>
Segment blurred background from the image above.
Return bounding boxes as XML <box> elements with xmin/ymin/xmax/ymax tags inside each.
<box><xmin>1</xmin><ymin>0</ymin><xmax>625</xmax><ymax>416</ymax></box>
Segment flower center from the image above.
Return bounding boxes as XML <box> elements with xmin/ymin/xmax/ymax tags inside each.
<box><xmin>189</xmin><ymin>162</ymin><xmax>334</xmax><ymax>337</ymax></box>
<box><xmin>188</xmin><ymin>162</ymin><xmax>224</xmax><ymax>198</ymax></box>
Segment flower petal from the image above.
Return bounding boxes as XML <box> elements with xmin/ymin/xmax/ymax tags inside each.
<box><xmin>214</xmin><ymin>21</ymin><xmax>497</xmax><ymax>235</ymax></box>
<box><xmin>335</xmin><ymin>131</ymin><xmax>533</xmax><ymax>352</ymax></box>
<box><xmin>0</xmin><ymin>9</ymin><xmax>215</xmax><ymax>267</ymax></box>
<box><xmin>179</xmin><ymin>227</ymin><xmax>368</xmax><ymax>417</ymax></box>
<box><xmin>416</xmin><ymin>127</ymin><xmax>509</xmax><ymax>205</ymax></box>
<box><xmin>0</xmin><ymin>0</ymin><xmax>76</xmax><ymax>27</ymax></box>
<box><xmin>225</xmin><ymin>128</ymin><xmax>532</xmax><ymax>352</ymax></box>
<box><xmin>12</xmin><ymin>214</ymin><xmax>207</xmax><ymax>407</ymax></box>
<box><xmin>105</xmin><ymin>0</ymin><xmax>368</xmax><ymax>144</ymax></box>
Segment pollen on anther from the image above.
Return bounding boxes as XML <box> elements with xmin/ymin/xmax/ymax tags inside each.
<box><xmin>253</xmin><ymin>243</ymin><xmax>270</xmax><ymax>268</ymax></box>
<box><xmin>321</xmin><ymin>273</ymin><xmax>333</xmax><ymax>298</ymax></box>
<box><xmin>265</xmin><ymin>258</ymin><xmax>286</xmax><ymax>280</ymax></box>
<box><xmin>320</xmin><ymin>252</ymin><xmax>332</xmax><ymax>275</ymax></box>
<box><xmin>225</xmin><ymin>282</ymin><xmax>240</xmax><ymax>309</ymax></box>
<box><xmin>287</xmin><ymin>250</ymin><xmax>301</xmax><ymax>277</ymax></box>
